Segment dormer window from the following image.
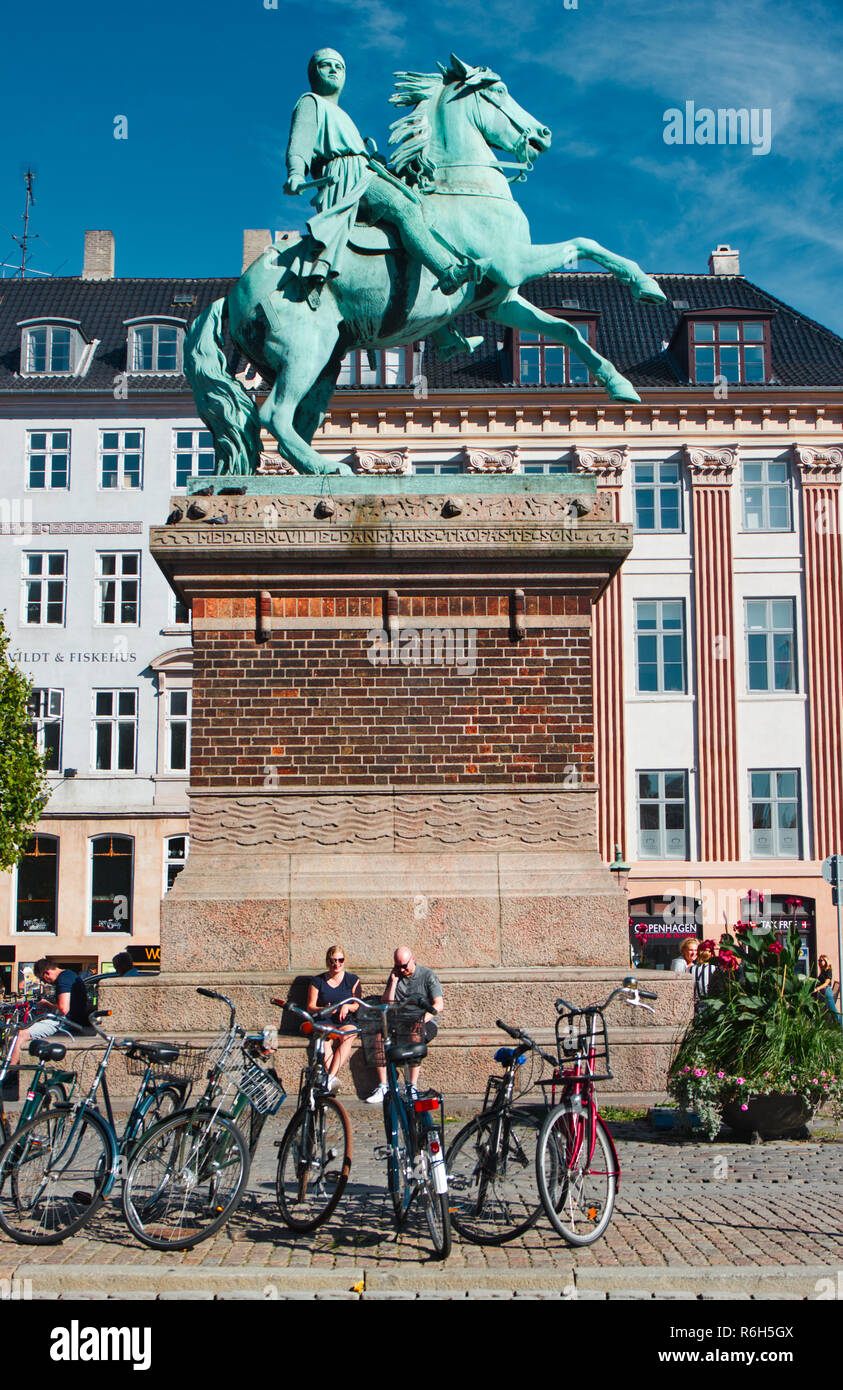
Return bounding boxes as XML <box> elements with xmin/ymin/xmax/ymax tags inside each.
<box><xmin>511</xmin><ymin>314</ymin><xmax>598</xmax><ymax>386</ymax></box>
<box><xmin>19</xmin><ymin>319</ymin><xmax>84</xmax><ymax>375</ymax></box>
<box><xmin>125</xmin><ymin>318</ymin><xmax>185</xmax><ymax>375</ymax></box>
<box><xmin>676</xmin><ymin>311</ymin><xmax>772</xmax><ymax>385</ymax></box>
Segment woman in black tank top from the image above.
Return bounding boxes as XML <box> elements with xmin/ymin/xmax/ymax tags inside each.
<box><xmin>306</xmin><ymin>944</ymin><xmax>362</xmax><ymax>1090</ymax></box>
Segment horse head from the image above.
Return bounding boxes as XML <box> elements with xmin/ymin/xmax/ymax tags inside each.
<box><xmin>443</xmin><ymin>54</ymin><xmax>551</xmax><ymax>166</ymax></box>
<box><xmin>389</xmin><ymin>56</ymin><xmax>551</xmax><ymax>187</ymax></box>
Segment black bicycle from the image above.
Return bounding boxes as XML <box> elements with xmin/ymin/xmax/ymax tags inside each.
<box><xmin>447</xmin><ymin>1020</ymin><xmax>557</xmax><ymax>1244</ymax></box>
<box><xmin>272</xmin><ymin>998</ymin><xmax>355</xmax><ymax>1232</ymax></box>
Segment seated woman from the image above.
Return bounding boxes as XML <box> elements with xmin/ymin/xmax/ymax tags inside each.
<box><xmin>306</xmin><ymin>945</ymin><xmax>362</xmax><ymax>1091</ymax></box>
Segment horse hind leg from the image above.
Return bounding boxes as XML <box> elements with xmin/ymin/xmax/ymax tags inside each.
<box><xmin>260</xmin><ymin>323</ymin><xmax>352</xmax><ymax>476</ymax></box>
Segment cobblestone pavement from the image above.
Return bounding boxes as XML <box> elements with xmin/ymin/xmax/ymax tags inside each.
<box><xmin>2</xmin><ymin>1102</ymin><xmax>842</xmax><ymax>1299</ymax></box>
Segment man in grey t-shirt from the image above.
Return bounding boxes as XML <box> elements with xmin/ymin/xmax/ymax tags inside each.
<box><xmin>365</xmin><ymin>946</ymin><xmax>444</xmax><ymax>1103</ymax></box>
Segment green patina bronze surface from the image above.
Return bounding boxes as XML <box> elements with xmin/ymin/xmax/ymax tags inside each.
<box><xmin>185</xmin><ymin>50</ymin><xmax>667</xmax><ymax>479</ymax></box>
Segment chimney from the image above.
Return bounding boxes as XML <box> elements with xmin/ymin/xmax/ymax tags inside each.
<box><xmin>242</xmin><ymin>229</ymin><xmax>272</xmax><ymax>272</ymax></box>
<box><xmin>708</xmin><ymin>244</ymin><xmax>740</xmax><ymax>276</ymax></box>
<box><xmin>82</xmin><ymin>230</ymin><xmax>115</xmax><ymax>280</ymax></box>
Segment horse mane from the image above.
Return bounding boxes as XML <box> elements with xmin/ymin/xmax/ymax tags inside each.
<box><xmin>388</xmin><ymin>70</ymin><xmax>446</xmax><ymax>186</ymax></box>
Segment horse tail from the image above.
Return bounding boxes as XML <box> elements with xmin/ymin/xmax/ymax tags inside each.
<box><xmin>184</xmin><ymin>298</ymin><xmax>261</xmax><ymax>476</ymax></box>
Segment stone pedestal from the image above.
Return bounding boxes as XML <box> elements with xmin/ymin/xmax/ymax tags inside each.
<box><xmin>104</xmin><ymin>476</ymin><xmax>682</xmax><ymax>1097</ymax></box>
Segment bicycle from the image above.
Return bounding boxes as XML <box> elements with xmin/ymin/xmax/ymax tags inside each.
<box><xmin>0</xmin><ymin>1009</ymin><xmax>197</xmax><ymax>1245</ymax></box>
<box><xmin>359</xmin><ymin>999</ymin><xmax>451</xmax><ymax>1259</ymax></box>
<box><xmin>447</xmin><ymin>1019</ymin><xmax>557</xmax><ymax>1245</ymax></box>
<box><xmin>535</xmin><ymin>976</ymin><xmax>657</xmax><ymax>1246</ymax></box>
<box><xmin>272</xmin><ymin>998</ymin><xmax>355</xmax><ymax>1232</ymax></box>
<box><xmin>121</xmin><ymin>987</ymin><xmax>286</xmax><ymax>1251</ymax></box>
<box><xmin>0</xmin><ymin>1000</ymin><xmax>81</xmax><ymax>1145</ymax></box>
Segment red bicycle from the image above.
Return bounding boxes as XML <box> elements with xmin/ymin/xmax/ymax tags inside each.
<box><xmin>535</xmin><ymin>976</ymin><xmax>657</xmax><ymax>1245</ymax></box>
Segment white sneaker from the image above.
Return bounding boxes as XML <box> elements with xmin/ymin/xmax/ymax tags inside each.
<box><xmin>365</xmin><ymin>1083</ymin><xmax>388</xmax><ymax>1104</ymax></box>
<box><xmin>326</xmin><ymin>1074</ymin><xmax>338</xmax><ymax>1093</ymax></box>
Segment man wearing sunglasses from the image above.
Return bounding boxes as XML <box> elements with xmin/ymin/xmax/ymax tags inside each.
<box><xmin>365</xmin><ymin>946</ymin><xmax>444</xmax><ymax>1104</ymax></box>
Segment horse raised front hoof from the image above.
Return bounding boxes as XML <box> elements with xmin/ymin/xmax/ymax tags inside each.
<box><xmin>631</xmin><ymin>274</ymin><xmax>668</xmax><ymax>306</ymax></box>
<box><xmin>598</xmin><ymin>370</ymin><xmax>641</xmax><ymax>405</ymax></box>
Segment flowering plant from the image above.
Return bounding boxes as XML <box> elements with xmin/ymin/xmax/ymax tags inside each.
<box><xmin>668</xmin><ymin>923</ymin><xmax>843</xmax><ymax>1139</ymax></box>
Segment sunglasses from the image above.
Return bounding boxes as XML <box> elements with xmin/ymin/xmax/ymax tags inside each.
<box><xmin>329</xmin><ymin>957</ymin><xmax>344</xmax><ymax>964</ymax></box>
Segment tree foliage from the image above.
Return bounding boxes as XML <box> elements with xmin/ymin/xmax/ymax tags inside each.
<box><xmin>0</xmin><ymin>612</ymin><xmax>49</xmax><ymax>870</ymax></box>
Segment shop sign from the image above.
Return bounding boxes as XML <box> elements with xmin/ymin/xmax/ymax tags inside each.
<box><xmin>631</xmin><ymin>920</ymin><xmax>697</xmax><ymax>940</ymax></box>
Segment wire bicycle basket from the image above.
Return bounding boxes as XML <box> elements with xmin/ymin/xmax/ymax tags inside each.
<box><xmin>125</xmin><ymin>1044</ymin><xmax>208</xmax><ymax>1084</ymax></box>
<box><xmin>554</xmin><ymin>1007</ymin><xmax>612</xmax><ymax>1082</ymax></box>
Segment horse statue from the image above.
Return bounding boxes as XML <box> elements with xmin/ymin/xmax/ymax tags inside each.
<box><xmin>185</xmin><ymin>54</ymin><xmax>667</xmax><ymax>477</ymax></box>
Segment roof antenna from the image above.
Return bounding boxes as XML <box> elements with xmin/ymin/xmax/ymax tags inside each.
<box><xmin>11</xmin><ymin>169</ymin><xmax>39</xmax><ymax>277</ymax></box>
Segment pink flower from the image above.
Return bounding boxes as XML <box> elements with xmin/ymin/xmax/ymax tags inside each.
<box><xmin>737</xmin><ymin>1077</ymin><xmax>746</xmax><ymax>1085</ymax></box>
<box><xmin>682</xmin><ymin>1066</ymin><xmax>691</xmax><ymax>1073</ymax></box>
<box><xmin>717</xmin><ymin>1071</ymin><xmax>725</xmax><ymax>1080</ymax></box>
<box><xmin>740</xmin><ymin>1103</ymin><xmax>749</xmax><ymax>1111</ymax></box>
<box><xmin>768</xmin><ymin>939</ymin><xmax>784</xmax><ymax>955</ymax></box>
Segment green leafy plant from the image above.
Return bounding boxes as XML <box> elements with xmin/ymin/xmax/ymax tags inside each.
<box><xmin>668</xmin><ymin>923</ymin><xmax>843</xmax><ymax>1139</ymax></box>
<box><xmin>0</xmin><ymin>613</ymin><xmax>49</xmax><ymax>870</ymax></box>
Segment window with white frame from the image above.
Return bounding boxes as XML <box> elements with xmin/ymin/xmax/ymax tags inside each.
<box><xmin>22</xmin><ymin>552</ymin><xmax>66</xmax><ymax>626</ymax></box>
<box><xmin>749</xmin><ymin>770</ymin><xmax>801</xmax><ymax>858</ymax></box>
<box><xmin>637</xmin><ymin>771</ymin><xmax>689</xmax><ymax>858</ymax></box>
<box><xmin>164</xmin><ymin>835</ymin><xmax>189</xmax><ymax>892</ymax></box>
<box><xmin>129</xmin><ymin>322</ymin><xmax>183</xmax><ymax>374</ymax></box>
<box><xmin>92</xmin><ymin>690</ymin><xmax>137</xmax><ymax>771</ymax></box>
<box><xmin>26</xmin><ymin>431</ymin><xmax>70</xmax><ymax>490</ymax></box>
<box><xmin>100</xmin><ymin>430</ymin><xmax>143</xmax><ymax>489</ymax></box>
<box><xmin>27</xmin><ymin>689</ymin><xmax>63</xmax><ymax>772</ymax></box>
<box><xmin>741</xmin><ymin>460</ymin><xmax>792</xmax><ymax>532</ymax></box>
<box><xmin>516</xmin><ymin>331</ymin><xmax>590</xmax><ymax>385</ymax></box>
<box><xmin>634</xmin><ymin>599</ymin><xmax>686</xmax><ymax>693</ymax></box>
<box><xmin>745</xmin><ymin>598</ymin><xmax>797</xmax><ymax>692</ymax></box>
<box><xmin>413</xmin><ymin>461</ymin><xmax>463</xmax><ymax>475</ymax></box>
<box><xmin>90</xmin><ymin>834</ymin><xmax>133</xmax><ymax>934</ymax></box>
<box><xmin>96</xmin><ymin>553</ymin><xmax>140</xmax><ymax>626</ymax></box>
<box><xmin>634</xmin><ymin>460</ymin><xmax>683</xmax><ymax>532</ymax></box>
<box><xmin>170</xmin><ymin>592</ymin><xmax>191</xmax><ymax>627</ymax></box>
<box><xmin>173</xmin><ymin>429</ymin><xmax>215</xmax><ymax>488</ymax></box>
<box><xmin>22</xmin><ymin>325</ymin><xmax>79</xmax><ymax>375</ymax></box>
<box><xmin>166</xmin><ymin>689</ymin><xmax>191</xmax><ymax>772</ymax></box>
<box><xmin>337</xmin><ymin>349</ymin><xmax>407</xmax><ymax>386</ymax></box>
<box><xmin>522</xmin><ymin>461</ymin><xmax>571</xmax><ymax>474</ymax></box>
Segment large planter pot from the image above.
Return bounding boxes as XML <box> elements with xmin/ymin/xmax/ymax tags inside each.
<box><xmin>722</xmin><ymin>1092</ymin><xmax>813</xmax><ymax>1139</ymax></box>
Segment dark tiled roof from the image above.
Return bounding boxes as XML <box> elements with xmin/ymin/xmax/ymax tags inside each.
<box><xmin>0</xmin><ymin>278</ymin><xmax>234</xmax><ymax>393</ymax></box>
<box><xmin>1</xmin><ymin>270</ymin><xmax>842</xmax><ymax>394</ymax></box>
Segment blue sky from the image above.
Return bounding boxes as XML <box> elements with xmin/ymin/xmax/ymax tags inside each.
<box><xmin>2</xmin><ymin>0</ymin><xmax>842</xmax><ymax>332</ymax></box>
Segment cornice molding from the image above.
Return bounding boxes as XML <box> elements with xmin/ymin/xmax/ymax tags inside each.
<box><xmin>352</xmin><ymin>447</ymin><xmax>412</xmax><ymax>475</ymax></box>
<box><xmin>682</xmin><ymin>443</ymin><xmax>738</xmax><ymax>484</ymax></box>
<box><xmin>461</xmin><ymin>446</ymin><xmax>521</xmax><ymax>473</ymax></box>
<box><xmin>571</xmin><ymin>446</ymin><xmax>628</xmax><ymax>484</ymax></box>
<box><xmin>790</xmin><ymin>444</ymin><xmax>843</xmax><ymax>484</ymax></box>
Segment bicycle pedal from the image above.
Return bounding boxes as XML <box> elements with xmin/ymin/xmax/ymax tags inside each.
<box><xmin>373</xmin><ymin>1146</ymin><xmax>391</xmax><ymax>1162</ymax></box>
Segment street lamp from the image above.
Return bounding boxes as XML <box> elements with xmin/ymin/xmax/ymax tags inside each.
<box><xmin>609</xmin><ymin>844</ymin><xmax>630</xmax><ymax>894</ymax></box>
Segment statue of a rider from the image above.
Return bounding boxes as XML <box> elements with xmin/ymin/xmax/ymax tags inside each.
<box><xmin>285</xmin><ymin>48</ymin><xmax>490</xmax><ymax>308</ymax></box>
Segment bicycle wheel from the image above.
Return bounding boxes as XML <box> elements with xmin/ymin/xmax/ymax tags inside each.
<box><xmin>447</xmin><ymin>1109</ymin><xmax>542</xmax><ymax>1245</ymax></box>
<box><xmin>122</xmin><ymin>1108</ymin><xmax>250</xmax><ymax>1251</ymax></box>
<box><xmin>0</xmin><ymin>1106</ymin><xmax>112</xmax><ymax>1244</ymax></box>
<box><xmin>536</xmin><ymin>1106</ymin><xmax>617</xmax><ymax>1246</ymax></box>
<box><xmin>384</xmin><ymin>1095</ymin><xmax>411</xmax><ymax>1228</ymax></box>
<box><xmin>275</xmin><ymin>1099</ymin><xmax>352</xmax><ymax>1232</ymax></box>
<box><xmin>419</xmin><ymin>1158</ymin><xmax>451</xmax><ymax>1259</ymax></box>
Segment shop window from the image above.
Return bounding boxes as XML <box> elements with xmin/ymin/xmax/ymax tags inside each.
<box><xmin>90</xmin><ymin>835</ymin><xmax>133</xmax><ymax>934</ymax></box>
<box><xmin>627</xmin><ymin>896</ymin><xmax>701</xmax><ymax>971</ymax></box>
<box><xmin>15</xmin><ymin>836</ymin><xmax>59</xmax><ymax>935</ymax></box>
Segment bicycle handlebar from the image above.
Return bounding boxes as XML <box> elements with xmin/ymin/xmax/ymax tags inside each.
<box><xmin>495</xmin><ymin>1019</ymin><xmax>557</xmax><ymax>1067</ymax></box>
<box><xmin>554</xmin><ymin>977</ymin><xmax>659</xmax><ymax>1016</ymax></box>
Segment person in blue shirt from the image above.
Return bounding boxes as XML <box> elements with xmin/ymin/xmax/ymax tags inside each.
<box><xmin>9</xmin><ymin>958</ymin><xmax>91</xmax><ymax>1066</ymax></box>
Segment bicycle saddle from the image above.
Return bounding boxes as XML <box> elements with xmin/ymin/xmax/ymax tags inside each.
<box><xmin>494</xmin><ymin>1047</ymin><xmax>527</xmax><ymax>1066</ymax></box>
<box><xmin>385</xmin><ymin>1041</ymin><xmax>428</xmax><ymax>1064</ymax></box>
<box><xmin>129</xmin><ymin>1043</ymin><xmax>180</xmax><ymax>1065</ymax></box>
<box><xmin>28</xmin><ymin>1040</ymin><xmax>67</xmax><ymax>1062</ymax></box>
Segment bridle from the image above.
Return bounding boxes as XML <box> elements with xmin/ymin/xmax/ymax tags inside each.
<box><xmin>418</xmin><ymin>83</ymin><xmax>543</xmax><ymax>195</ymax></box>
